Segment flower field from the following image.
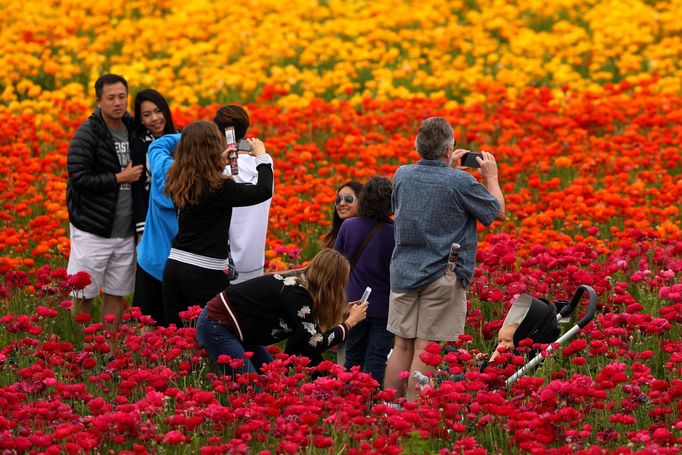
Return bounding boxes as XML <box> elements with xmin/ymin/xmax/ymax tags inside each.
<box><xmin>1</xmin><ymin>0</ymin><xmax>681</xmax><ymax>453</ymax></box>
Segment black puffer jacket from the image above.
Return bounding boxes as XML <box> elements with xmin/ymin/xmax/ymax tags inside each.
<box><xmin>66</xmin><ymin>109</ymin><xmax>135</xmax><ymax>237</ymax></box>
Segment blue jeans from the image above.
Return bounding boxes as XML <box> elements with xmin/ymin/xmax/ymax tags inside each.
<box><xmin>196</xmin><ymin>307</ymin><xmax>272</xmax><ymax>375</ymax></box>
<box><xmin>344</xmin><ymin>316</ymin><xmax>394</xmax><ymax>385</ymax></box>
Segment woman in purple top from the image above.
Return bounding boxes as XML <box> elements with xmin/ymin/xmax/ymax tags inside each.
<box><xmin>322</xmin><ymin>181</ymin><xmax>363</xmax><ymax>248</ymax></box>
<box><xmin>334</xmin><ymin>176</ymin><xmax>395</xmax><ymax>385</ymax></box>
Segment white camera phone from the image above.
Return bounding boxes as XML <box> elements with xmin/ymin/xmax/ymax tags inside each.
<box><xmin>359</xmin><ymin>287</ymin><xmax>372</xmax><ymax>305</ymax></box>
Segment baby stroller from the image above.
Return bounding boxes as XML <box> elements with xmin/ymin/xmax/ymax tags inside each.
<box><xmin>500</xmin><ymin>284</ymin><xmax>598</xmax><ymax>387</ymax></box>
<box><xmin>416</xmin><ymin>285</ymin><xmax>598</xmax><ymax>388</ymax></box>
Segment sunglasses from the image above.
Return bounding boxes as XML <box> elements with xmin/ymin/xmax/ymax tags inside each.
<box><xmin>335</xmin><ymin>195</ymin><xmax>356</xmax><ymax>205</ymax></box>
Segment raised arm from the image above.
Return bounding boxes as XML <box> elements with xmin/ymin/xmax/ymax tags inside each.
<box><xmin>477</xmin><ymin>151</ymin><xmax>505</xmax><ymax>220</ymax></box>
<box><xmin>148</xmin><ymin>133</ymin><xmax>181</xmax><ymax>210</ymax></box>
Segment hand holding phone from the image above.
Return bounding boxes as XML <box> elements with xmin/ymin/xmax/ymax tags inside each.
<box><xmin>359</xmin><ymin>287</ymin><xmax>372</xmax><ymax>305</ymax></box>
<box><xmin>477</xmin><ymin>150</ymin><xmax>500</xmax><ymax>181</ymax></box>
<box><xmin>346</xmin><ymin>290</ymin><xmax>370</xmax><ymax>328</ymax></box>
<box><xmin>345</xmin><ymin>287</ymin><xmax>371</xmax><ymax>314</ymax></box>
<box><xmin>246</xmin><ymin>138</ymin><xmax>266</xmax><ymax>157</ymax></box>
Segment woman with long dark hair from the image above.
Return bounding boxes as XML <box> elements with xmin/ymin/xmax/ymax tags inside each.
<box><xmin>196</xmin><ymin>249</ymin><xmax>368</xmax><ymax>375</ymax></box>
<box><xmin>131</xmin><ymin>89</ymin><xmax>177</xmax><ymax>326</ymax></box>
<box><xmin>131</xmin><ymin>89</ymin><xmax>177</xmax><ymax>237</ymax></box>
<box><xmin>162</xmin><ymin>120</ymin><xmax>273</xmax><ymax>326</ymax></box>
<box><xmin>322</xmin><ymin>181</ymin><xmax>363</xmax><ymax>248</ymax></box>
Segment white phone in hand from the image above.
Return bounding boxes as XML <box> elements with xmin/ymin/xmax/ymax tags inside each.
<box><xmin>359</xmin><ymin>287</ymin><xmax>372</xmax><ymax>305</ymax></box>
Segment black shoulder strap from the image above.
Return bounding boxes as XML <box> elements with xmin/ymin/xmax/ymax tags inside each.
<box><xmin>350</xmin><ymin>222</ymin><xmax>385</xmax><ymax>269</ymax></box>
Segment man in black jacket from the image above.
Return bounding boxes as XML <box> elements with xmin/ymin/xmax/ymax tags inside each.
<box><xmin>66</xmin><ymin>74</ymin><xmax>144</xmax><ymax>331</ymax></box>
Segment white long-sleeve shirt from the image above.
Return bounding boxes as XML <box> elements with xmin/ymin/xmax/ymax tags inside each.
<box><xmin>225</xmin><ymin>153</ymin><xmax>273</xmax><ymax>283</ymax></box>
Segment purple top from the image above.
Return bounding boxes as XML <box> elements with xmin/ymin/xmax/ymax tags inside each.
<box><xmin>334</xmin><ymin>217</ymin><xmax>395</xmax><ymax>319</ymax></box>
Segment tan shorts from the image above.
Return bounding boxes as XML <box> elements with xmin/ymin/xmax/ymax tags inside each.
<box><xmin>387</xmin><ymin>273</ymin><xmax>467</xmax><ymax>341</ymax></box>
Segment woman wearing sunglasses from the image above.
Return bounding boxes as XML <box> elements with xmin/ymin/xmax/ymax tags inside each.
<box><xmin>322</xmin><ymin>181</ymin><xmax>363</xmax><ymax>248</ymax></box>
<box><xmin>333</xmin><ymin>176</ymin><xmax>395</xmax><ymax>385</ymax></box>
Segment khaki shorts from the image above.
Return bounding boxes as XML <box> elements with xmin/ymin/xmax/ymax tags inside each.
<box><xmin>387</xmin><ymin>273</ymin><xmax>467</xmax><ymax>341</ymax></box>
<box><xmin>67</xmin><ymin>224</ymin><xmax>135</xmax><ymax>299</ymax></box>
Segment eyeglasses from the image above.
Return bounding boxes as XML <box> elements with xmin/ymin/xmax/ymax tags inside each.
<box><xmin>335</xmin><ymin>195</ymin><xmax>356</xmax><ymax>205</ymax></box>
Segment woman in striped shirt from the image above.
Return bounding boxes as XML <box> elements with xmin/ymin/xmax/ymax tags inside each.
<box><xmin>162</xmin><ymin>120</ymin><xmax>273</xmax><ymax>326</ymax></box>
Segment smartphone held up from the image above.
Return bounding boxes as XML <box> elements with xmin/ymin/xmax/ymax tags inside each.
<box><xmin>225</xmin><ymin>126</ymin><xmax>239</xmax><ymax>176</ymax></box>
<box><xmin>237</xmin><ymin>139</ymin><xmax>252</xmax><ymax>152</ymax></box>
<box><xmin>460</xmin><ymin>152</ymin><xmax>483</xmax><ymax>168</ymax></box>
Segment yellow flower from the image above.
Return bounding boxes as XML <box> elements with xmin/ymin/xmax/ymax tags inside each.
<box><xmin>0</xmin><ymin>0</ymin><xmax>681</xmax><ymax>106</ymax></box>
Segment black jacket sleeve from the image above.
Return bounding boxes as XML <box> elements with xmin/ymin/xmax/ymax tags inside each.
<box><xmin>213</xmin><ymin>158</ymin><xmax>274</xmax><ymax>208</ymax></box>
<box><xmin>67</xmin><ymin>123</ymin><xmax>118</xmax><ymax>194</ymax></box>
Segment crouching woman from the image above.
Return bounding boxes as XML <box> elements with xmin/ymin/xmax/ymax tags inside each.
<box><xmin>196</xmin><ymin>249</ymin><xmax>368</xmax><ymax>375</ymax></box>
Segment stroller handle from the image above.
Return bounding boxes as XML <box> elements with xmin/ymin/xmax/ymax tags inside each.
<box><xmin>558</xmin><ymin>284</ymin><xmax>598</xmax><ymax>329</ymax></box>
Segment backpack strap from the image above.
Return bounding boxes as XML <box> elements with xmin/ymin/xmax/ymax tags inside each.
<box><xmin>350</xmin><ymin>222</ymin><xmax>385</xmax><ymax>269</ymax></box>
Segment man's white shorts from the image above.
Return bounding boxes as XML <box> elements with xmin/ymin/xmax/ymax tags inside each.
<box><xmin>67</xmin><ymin>224</ymin><xmax>135</xmax><ymax>299</ymax></box>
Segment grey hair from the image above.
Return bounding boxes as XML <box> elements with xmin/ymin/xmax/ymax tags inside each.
<box><xmin>415</xmin><ymin>117</ymin><xmax>454</xmax><ymax>160</ymax></box>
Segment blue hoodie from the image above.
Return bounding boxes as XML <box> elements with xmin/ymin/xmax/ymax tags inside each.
<box><xmin>136</xmin><ymin>134</ymin><xmax>181</xmax><ymax>281</ymax></box>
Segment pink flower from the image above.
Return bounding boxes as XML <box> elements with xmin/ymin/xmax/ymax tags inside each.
<box><xmin>280</xmin><ymin>441</ymin><xmax>299</xmax><ymax>453</ymax></box>
<box><xmin>162</xmin><ymin>430</ymin><xmax>189</xmax><ymax>445</ymax></box>
<box><xmin>36</xmin><ymin>306</ymin><xmax>58</xmax><ymax>318</ymax></box>
<box><xmin>652</xmin><ymin>427</ymin><xmax>673</xmax><ymax>443</ymax></box>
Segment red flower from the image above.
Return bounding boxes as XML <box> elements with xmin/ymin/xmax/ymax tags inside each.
<box><xmin>280</xmin><ymin>441</ymin><xmax>299</xmax><ymax>453</ymax></box>
<box><xmin>424</xmin><ymin>342</ymin><xmax>442</xmax><ymax>354</ymax></box>
<box><xmin>162</xmin><ymin>430</ymin><xmax>189</xmax><ymax>445</ymax></box>
<box><xmin>419</xmin><ymin>351</ymin><xmax>443</xmax><ymax>367</ymax></box>
<box><xmin>562</xmin><ymin>338</ymin><xmax>588</xmax><ymax>357</ymax></box>
<box><xmin>217</xmin><ymin>355</ymin><xmax>232</xmax><ymax>364</ymax></box>
<box><xmin>179</xmin><ymin>305</ymin><xmax>202</xmax><ymax>322</ymax></box>
<box><xmin>67</xmin><ymin>271</ymin><xmax>91</xmax><ymax>290</ymax></box>
<box><xmin>74</xmin><ymin>313</ymin><xmax>92</xmax><ymax>324</ymax></box>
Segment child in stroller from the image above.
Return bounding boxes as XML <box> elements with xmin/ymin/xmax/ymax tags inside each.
<box><xmin>483</xmin><ymin>323</ymin><xmax>517</xmax><ymax>364</ymax></box>
<box><xmin>485</xmin><ymin>285</ymin><xmax>597</xmax><ymax>386</ymax></box>
<box><xmin>414</xmin><ymin>285</ymin><xmax>597</xmax><ymax>389</ymax></box>
<box><xmin>479</xmin><ymin>293</ymin><xmax>561</xmax><ymax>371</ymax></box>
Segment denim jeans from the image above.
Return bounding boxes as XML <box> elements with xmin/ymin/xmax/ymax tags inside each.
<box><xmin>196</xmin><ymin>307</ymin><xmax>272</xmax><ymax>375</ymax></box>
<box><xmin>344</xmin><ymin>316</ymin><xmax>394</xmax><ymax>385</ymax></box>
